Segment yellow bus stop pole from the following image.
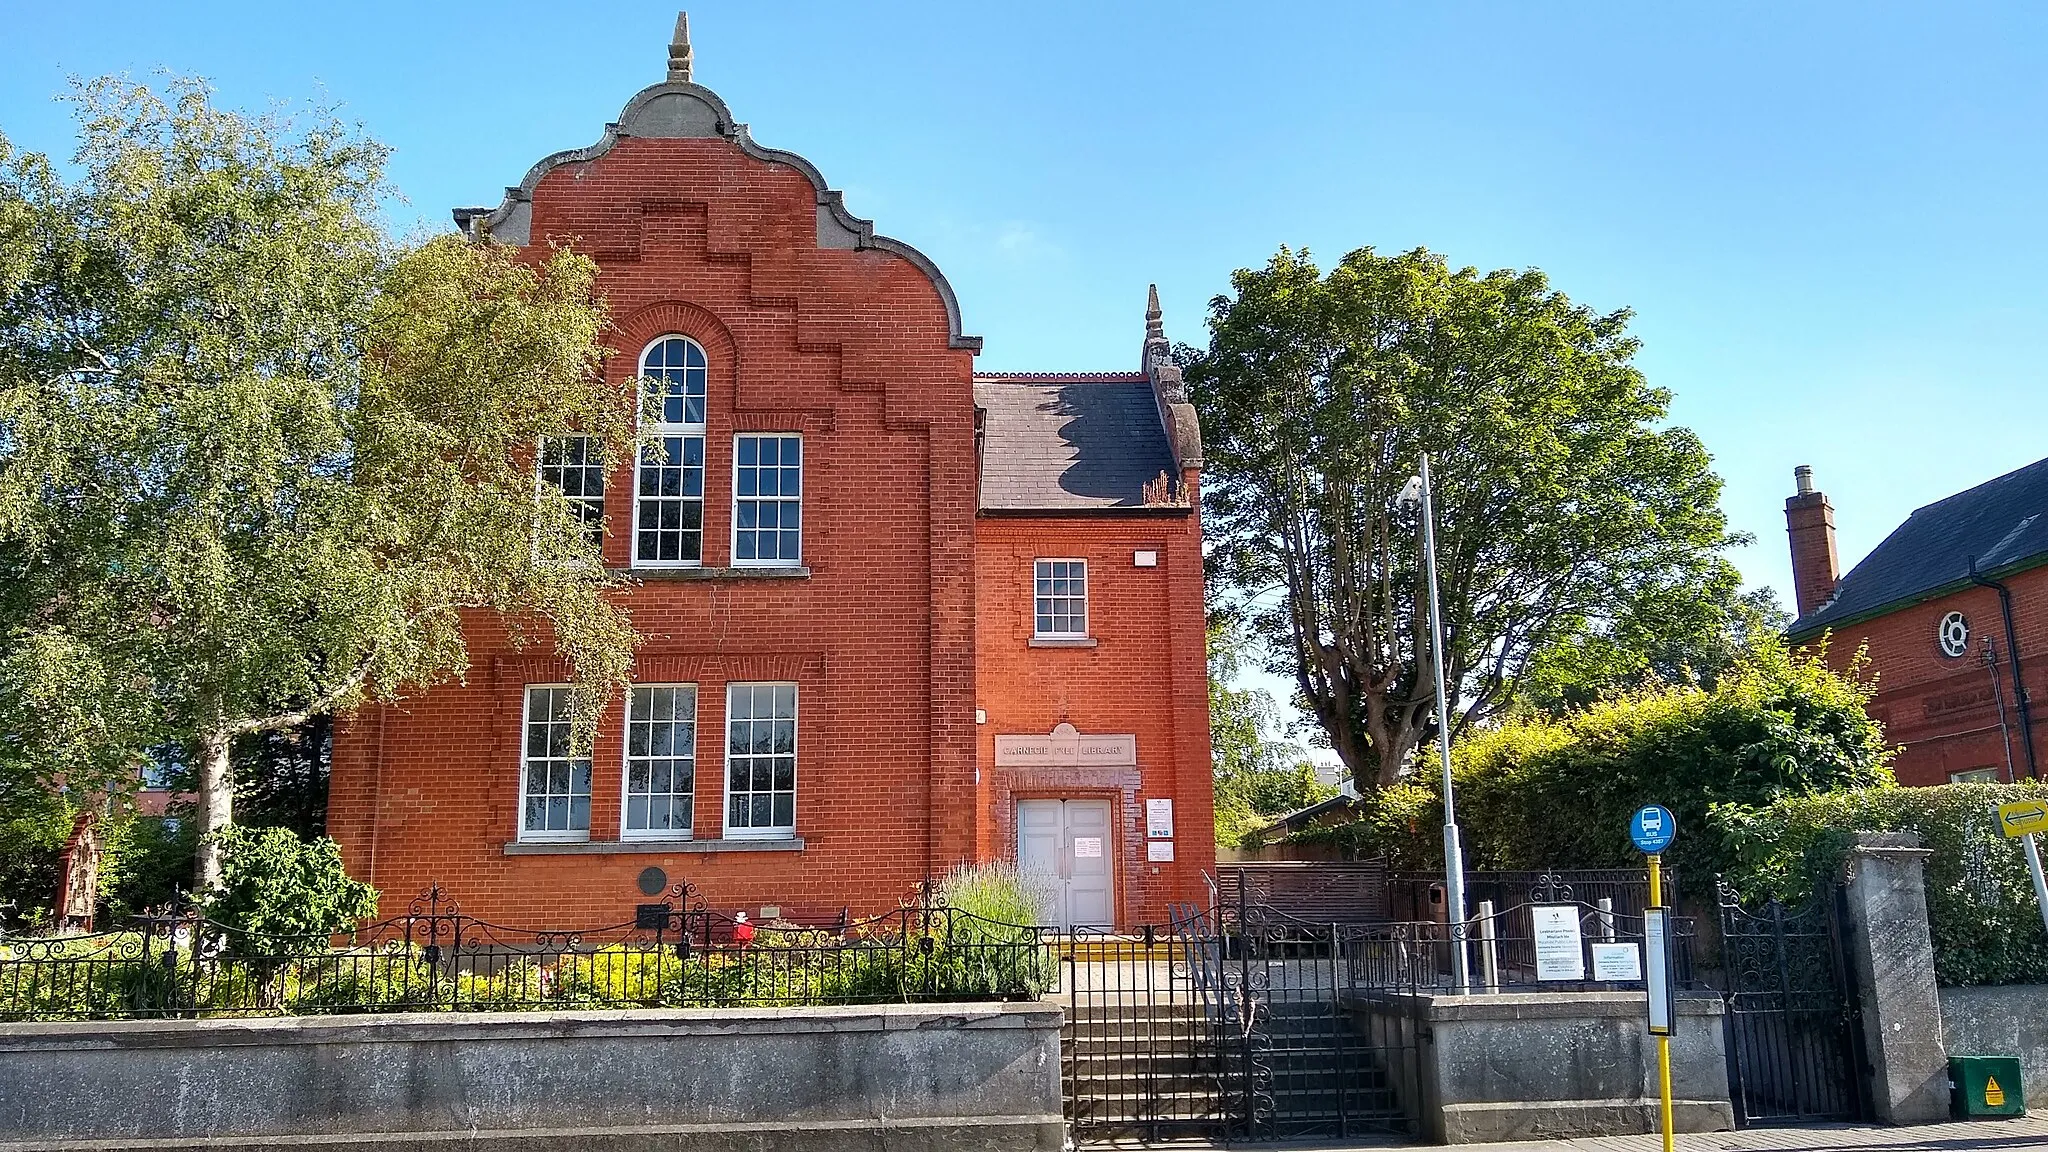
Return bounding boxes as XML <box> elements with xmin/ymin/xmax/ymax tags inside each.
<box><xmin>1649</xmin><ymin>851</ymin><xmax>1673</xmax><ymax>1152</ymax></box>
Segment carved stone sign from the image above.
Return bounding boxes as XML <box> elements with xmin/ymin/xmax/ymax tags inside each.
<box><xmin>995</xmin><ymin>722</ymin><xmax>1137</xmax><ymax>767</ymax></box>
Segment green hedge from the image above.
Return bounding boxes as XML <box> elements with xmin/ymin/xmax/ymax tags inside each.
<box><xmin>1287</xmin><ymin>637</ymin><xmax>1894</xmax><ymax>892</ymax></box>
<box><xmin>1721</xmin><ymin>782</ymin><xmax>2048</xmax><ymax>987</ymax></box>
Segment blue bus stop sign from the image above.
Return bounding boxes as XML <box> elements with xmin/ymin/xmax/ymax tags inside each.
<box><xmin>1630</xmin><ymin>805</ymin><xmax>1677</xmax><ymax>854</ymax></box>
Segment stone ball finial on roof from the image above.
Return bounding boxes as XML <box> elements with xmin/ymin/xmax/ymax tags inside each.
<box><xmin>668</xmin><ymin>12</ymin><xmax>694</xmax><ymax>83</ymax></box>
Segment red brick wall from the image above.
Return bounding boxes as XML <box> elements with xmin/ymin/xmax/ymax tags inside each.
<box><xmin>328</xmin><ymin>134</ymin><xmax>980</xmax><ymax>925</ymax></box>
<box><xmin>972</xmin><ymin>478</ymin><xmax>1216</xmax><ymax>927</ymax></box>
<box><xmin>1807</xmin><ymin>563</ymin><xmax>2048</xmax><ymax>786</ymax></box>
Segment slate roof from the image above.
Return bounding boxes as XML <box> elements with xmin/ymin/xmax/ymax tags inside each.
<box><xmin>974</xmin><ymin>373</ymin><xmax>1178</xmax><ymax>512</ymax></box>
<box><xmin>1791</xmin><ymin>455</ymin><xmax>2048</xmax><ymax>638</ymax></box>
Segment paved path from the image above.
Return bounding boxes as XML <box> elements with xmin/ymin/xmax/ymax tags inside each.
<box><xmin>1086</xmin><ymin>1116</ymin><xmax>2048</xmax><ymax>1150</ymax></box>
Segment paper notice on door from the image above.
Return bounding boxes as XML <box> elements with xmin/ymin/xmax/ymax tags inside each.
<box><xmin>1072</xmin><ymin>837</ymin><xmax>1103</xmax><ymax>858</ymax></box>
<box><xmin>1147</xmin><ymin>840</ymin><xmax>1175</xmax><ymax>861</ymax></box>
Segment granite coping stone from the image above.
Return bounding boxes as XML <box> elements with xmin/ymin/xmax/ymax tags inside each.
<box><xmin>0</xmin><ymin>1000</ymin><xmax>1063</xmax><ymax>1052</ymax></box>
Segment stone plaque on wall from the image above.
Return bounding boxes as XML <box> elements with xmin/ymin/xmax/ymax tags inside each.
<box><xmin>995</xmin><ymin>722</ymin><xmax>1136</xmax><ymax>767</ymax></box>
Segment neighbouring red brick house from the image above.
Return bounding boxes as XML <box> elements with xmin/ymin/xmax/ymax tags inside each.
<box><xmin>325</xmin><ymin>17</ymin><xmax>1213</xmax><ymax>930</ymax></box>
<box><xmin>1786</xmin><ymin>461</ymin><xmax>2048</xmax><ymax>786</ymax></box>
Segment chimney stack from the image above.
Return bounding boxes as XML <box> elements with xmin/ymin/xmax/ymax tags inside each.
<box><xmin>1786</xmin><ymin>465</ymin><xmax>1840</xmax><ymax>618</ymax></box>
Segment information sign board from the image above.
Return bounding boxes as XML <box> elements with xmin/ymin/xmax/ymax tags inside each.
<box><xmin>1532</xmin><ymin>905</ymin><xmax>1586</xmax><ymax>981</ymax></box>
<box><xmin>1591</xmin><ymin>942</ymin><xmax>1642</xmax><ymax>982</ymax></box>
<box><xmin>1645</xmin><ymin>907</ymin><xmax>1674</xmax><ymax>1036</ymax></box>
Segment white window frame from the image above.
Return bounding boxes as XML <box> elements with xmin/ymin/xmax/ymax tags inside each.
<box><xmin>730</xmin><ymin>432</ymin><xmax>803</xmax><ymax>567</ymax></box>
<box><xmin>620</xmin><ymin>683</ymin><xmax>698</xmax><ymax>841</ymax></box>
<box><xmin>723</xmin><ymin>682</ymin><xmax>797</xmax><ymax>840</ymax></box>
<box><xmin>1033</xmin><ymin>558</ymin><xmax>1090</xmax><ymax>638</ymax></box>
<box><xmin>535</xmin><ymin>433</ymin><xmax>607</xmax><ymax>551</ymax></box>
<box><xmin>631</xmin><ymin>335</ymin><xmax>709</xmax><ymax>569</ymax></box>
<box><xmin>518</xmin><ymin>685</ymin><xmax>592</xmax><ymax>844</ymax></box>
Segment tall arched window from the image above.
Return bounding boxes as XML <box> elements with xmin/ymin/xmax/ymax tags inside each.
<box><xmin>634</xmin><ymin>336</ymin><xmax>708</xmax><ymax>566</ymax></box>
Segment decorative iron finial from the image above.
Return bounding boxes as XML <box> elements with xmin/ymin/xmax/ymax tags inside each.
<box><xmin>668</xmin><ymin>12</ymin><xmax>694</xmax><ymax>83</ymax></box>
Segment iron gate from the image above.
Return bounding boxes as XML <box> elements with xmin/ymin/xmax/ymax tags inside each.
<box><xmin>1058</xmin><ymin>905</ymin><xmax>1421</xmax><ymax>1141</ymax></box>
<box><xmin>1236</xmin><ymin>906</ymin><xmax>1417</xmax><ymax>1138</ymax></box>
<box><xmin>1717</xmin><ymin>882</ymin><xmax>1865</xmax><ymax>1125</ymax></box>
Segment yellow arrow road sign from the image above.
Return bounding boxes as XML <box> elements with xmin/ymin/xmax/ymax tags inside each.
<box><xmin>1999</xmin><ymin>800</ymin><xmax>2048</xmax><ymax>838</ymax></box>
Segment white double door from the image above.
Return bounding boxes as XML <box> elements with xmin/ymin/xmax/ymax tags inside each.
<box><xmin>1017</xmin><ymin>798</ymin><xmax>1113</xmax><ymax>930</ymax></box>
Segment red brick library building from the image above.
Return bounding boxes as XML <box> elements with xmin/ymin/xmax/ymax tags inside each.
<box><xmin>326</xmin><ymin>20</ymin><xmax>1213</xmax><ymax>930</ymax></box>
<box><xmin>1786</xmin><ymin>461</ymin><xmax>2048</xmax><ymax>786</ymax></box>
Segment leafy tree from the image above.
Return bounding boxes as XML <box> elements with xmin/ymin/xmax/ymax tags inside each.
<box><xmin>103</xmin><ymin>812</ymin><xmax>201</xmax><ymax>918</ymax></box>
<box><xmin>1516</xmin><ymin>584</ymin><xmax>1790</xmax><ymax>717</ymax></box>
<box><xmin>0</xmin><ymin>77</ymin><xmax>639</xmax><ymax>888</ymax></box>
<box><xmin>235</xmin><ymin>716</ymin><xmax>331</xmax><ymax>840</ymax></box>
<box><xmin>0</xmin><ymin>789</ymin><xmax>72</xmax><ymax>928</ymax></box>
<box><xmin>1209</xmin><ymin>613</ymin><xmax>1337</xmax><ymax>848</ymax></box>
<box><xmin>1189</xmin><ymin>245</ymin><xmax>1738</xmax><ymax>790</ymax></box>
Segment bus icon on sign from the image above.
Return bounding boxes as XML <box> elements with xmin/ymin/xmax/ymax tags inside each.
<box><xmin>1630</xmin><ymin>805</ymin><xmax>1677</xmax><ymax>854</ymax></box>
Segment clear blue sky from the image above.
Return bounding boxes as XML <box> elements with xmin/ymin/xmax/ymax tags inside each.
<box><xmin>7</xmin><ymin>2</ymin><xmax>2046</xmax><ymax>719</ymax></box>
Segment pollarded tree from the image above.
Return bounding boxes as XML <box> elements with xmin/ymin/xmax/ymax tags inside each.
<box><xmin>1188</xmin><ymin>246</ymin><xmax>1737</xmax><ymax>790</ymax></box>
<box><xmin>0</xmin><ymin>78</ymin><xmax>639</xmax><ymax>886</ymax></box>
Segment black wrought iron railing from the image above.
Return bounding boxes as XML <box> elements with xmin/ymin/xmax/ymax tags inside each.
<box><xmin>0</xmin><ymin>884</ymin><xmax>1058</xmax><ymax>1021</ymax></box>
<box><xmin>1341</xmin><ymin>899</ymin><xmax>1698</xmax><ymax>996</ymax></box>
<box><xmin>1383</xmin><ymin>868</ymin><xmax>1678</xmax><ymax>926</ymax></box>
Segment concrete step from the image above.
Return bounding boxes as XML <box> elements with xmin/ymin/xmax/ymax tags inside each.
<box><xmin>1064</xmin><ymin>1031</ymin><xmax>1226</xmax><ymax>1048</ymax></box>
<box><xmin>1065</xmin><ymin>1088</ymin><xmax>1230</xmax><ymax>1121</ymax></box>
<box><xmin>1067</xmin><ymin>1059</ymin><xmax>1227</xmax><ymax>1079</ymax></box>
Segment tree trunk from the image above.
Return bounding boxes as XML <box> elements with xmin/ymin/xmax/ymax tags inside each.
<box><xmin>193</xmin><ymin>728</ymin><xmax>234</xmax><ymax>891</ymax></box>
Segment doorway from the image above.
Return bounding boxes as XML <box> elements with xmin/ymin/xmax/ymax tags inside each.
<box><xmin>1017</xmin><ymin>798</ymin><xmax>1113</xmax><ymax>930</ymax></box>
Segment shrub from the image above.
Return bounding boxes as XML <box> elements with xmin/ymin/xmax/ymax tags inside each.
<box><xmin>1721</xmin><ymin>782</ymin><xmax>2048</xmax><ymax>986</ymax></box>
<box><xmin>0</xmin><ymin>933</ymin><xmax>167</xmax><ymax>1020</ymax></box>
<box><xmin>286</xmin><ymin>947</ymin><xmax>446</xmax><ymax>1014</ymax></box>
<box><xmin>549</xmin><ymin>945</ymin><xmax>686</xmax><ymax>1006</ymax></box>
<box><xmin>451</xmin><ymin>960</ymin><xmax>544</xmax><ymax>1011</ymax></box>
<box><xmin>198</xmin><ymin>827</ymin><xmax>379</xmax><ymax>952</ymax></box>
<box><xmin>931</xmin><ymin>863</ymin><xmax>1056</xmax><ymax>998</ymax></box>
<box><xmin>937</xmin><ymin>861</ymin><xmax>1047</xmax><ymax>928</ymax></box>
<box><xmin>1294</xmin><ymin>636</ymin><xmax>1895</xmax><ymax>892</ymax></box>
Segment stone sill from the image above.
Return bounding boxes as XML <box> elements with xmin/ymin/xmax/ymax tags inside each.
<box><xmin>503</xmin><ymin>837</ymin><xmax>804</xmax><ymax>856</ymax></box>
<box><xmin>615</xmin><ymin>566</ymin><xmax>811</xmax><ymax>581</ymax></box>
<box><xmin>1028</xmin><ymin>637</ymin><xmax>1097</xmax><ymax>648</ymax></box>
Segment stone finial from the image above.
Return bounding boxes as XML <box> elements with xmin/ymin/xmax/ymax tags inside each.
<box><xmin>1142</xmin><ymin>283</ymin><xmax>1170</xmax><ymax>370</ymax></box>
<box><xmin>668</xmin><ymin>12</ymin><xmax>694</xmax><ymax>84</ymax></box>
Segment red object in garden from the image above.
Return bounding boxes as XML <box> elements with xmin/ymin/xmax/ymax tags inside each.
<box><xmin>732</xmin><ymin>913</ymin><xmax>755</xmax><ymax>946</ymax></box>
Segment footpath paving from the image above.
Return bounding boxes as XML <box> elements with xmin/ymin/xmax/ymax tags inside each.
<box><xmin>1087</xmin><ymin>1115</ymin><xmax>2048</xmax><ymax>1150</ymax></box>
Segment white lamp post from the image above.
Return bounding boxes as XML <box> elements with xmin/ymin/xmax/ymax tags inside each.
<box><xmin>1399</xmin><ymin>454</ymin><xmax>1472</xmax><ymax>991</ymax></box>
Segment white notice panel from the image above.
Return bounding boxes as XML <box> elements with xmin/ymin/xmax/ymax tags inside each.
<box><xmin>1590</xmin><ymin>942</ymin><xmax>1642</xmax><ymax>982</ymax></box>
<box><xmin>1532</xmin><ymin>905</ymin><xmax>1586</xmax><ymax>981</ymax></box>
<box><xmin>1645</xmin><ymin>907</ymin><xmax>1674</xmax><ymax>1035</ymax></box>
<box><xmin>1146</xmin><ymin>798</ymin><xmax>1175</xmax><ymax>839</ymax></box>
<box><xmin>1072</xmin><ymin>836</ymin><xmax>1103</xmax><ymax>859</ymax></box>
<box><xmin>1147</xmin><ymin>840</ymin><xmax>1175</xmax><ymax>862</ymax></box>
